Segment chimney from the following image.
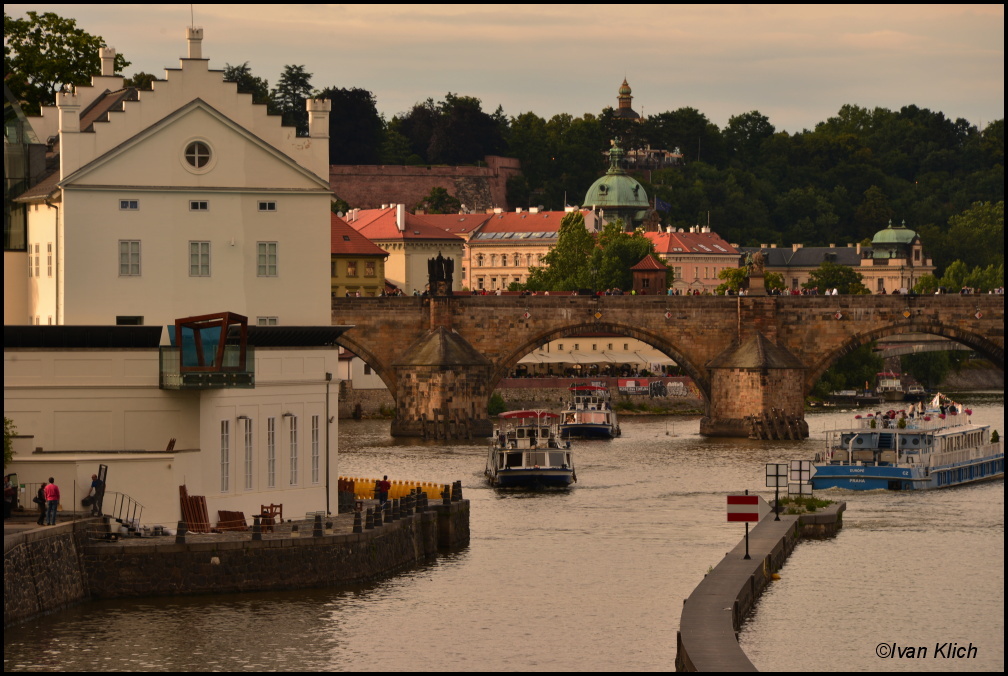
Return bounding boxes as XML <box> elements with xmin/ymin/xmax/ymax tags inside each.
<box><xmin>396</xmin><ymin>204</ymin><xmax>406</xmax><ymax>231</ymax></box>
<box><xmin>100</xmin><ymin>47</ymin><xmax>116</xmax><ymax>76</ymax></box>
<box><xmin>770</xmin><ymin>243</ymin><xmax>777</xmax><ymax>248</ymax></box>
<box><xmin>792</xmin><ymin>243</ymin><xmax>802</xmax><ymax>252</ymax></box>
<box><xmin>516</xmin><ymin>207</ymin><xmax>522</xmax><ymax>213</ymax></box>
<box><xmin>56</xmin><ymin>90</ymin><xmax>81</xmax><ymax>134</ymax></box>
<box><xmin>307</xmin><ymin>98</ymin><xmax>331</xmax><ymax>138</ymax></box>
<box><xmin>186</xmin><ymin>27</ymin><xmax>204</xmax><ymax>59</ymax></box>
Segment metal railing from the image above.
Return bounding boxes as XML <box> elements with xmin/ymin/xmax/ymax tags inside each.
<box><xmin>106</xmin><ymin>491</ymin><xmax>144</xmax><ymax>531</ymax></box>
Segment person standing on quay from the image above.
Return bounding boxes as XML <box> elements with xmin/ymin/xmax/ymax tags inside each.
<box><xmin>377</xmin><ymin>475</ymin><xmax>391</xmax><ymax>506</ymax></box>
<box><xmin>35</xmin><ymin>485</ymin><xmax>46</xmax><ymax>525</ymax></box>
<box><xmin>43</xmin><ymin>477</ymin><xmax>60</xmax><ymax>526</ymax></box>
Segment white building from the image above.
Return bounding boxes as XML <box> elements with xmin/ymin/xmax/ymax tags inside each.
<box><xmin>4</xmin><ymin>319</ymin><xmax>347</xmax><ymax>526</ymax></box>
<box><xmin>7</xmin><ymin>28</ymin><xmax>333</xmax><ymax>327</ymax></box>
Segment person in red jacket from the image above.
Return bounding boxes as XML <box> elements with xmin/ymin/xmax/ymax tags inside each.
<box><xmin>377</xmin><ymin>476</ymin><xmax>391</xmax><ymax>506</ymax></box>
<box><xmin>43</xmin><ymin>477</ymin><xmax>60</xmax><ymax>525</ymax></box>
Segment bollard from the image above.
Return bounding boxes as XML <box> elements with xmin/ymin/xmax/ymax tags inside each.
<box><xmin>383</xmin><ymin>500</ymin><xmax>392</xmax><ymax>524</ymax></box>
<box><xmin>291</xmin><ymin>524</ymin><xmax>300</xmax><ymax>538</ymax></box>
<box><xmin>252</xmin><ymin>514</ymin><xmax>262</xmax><ymax>541</ymax></box>
<box><xmin>404</xmin><ymin>492</ymin><xmax>413</xmax><ymax>516</ymax></box>
<box><xmin>442</xmin><ymin>484</ymin><xmax>451</xmax><ymax>505</ymax></box>
<box><xmin>451</xmin><ymin>480</ymin><xmax>462</xmax><ymax>501</ymax></box>
<box><xmin>372</xmin><ymin>504</ymin><xmax>382</xmax><ymax>528</ymax></box>
<box><xmin>352</xmin><ymin>510</ymin><xmax>362</xmax><ymax>533</ymax></box>
<box><xmin>313</xmin><ymin>514</ymin><xmax>323</xmax><ymax>538</ymax></box>
<box><xmin>175</xmin><ymin>520</ymin><xmax>187</xmax><ymax>544</ymax></box>
<box><xmin>365</xmin><ymin>507</ymin><xmax>374</xmax><ymax>530</ymax></box>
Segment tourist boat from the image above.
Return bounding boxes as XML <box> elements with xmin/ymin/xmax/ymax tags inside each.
<box><xmin>485</xmin><ymin>410</ymin><xmax>576</xmax><ymax>488</ymax></box>
<box><xmin>874</xmin><ymin>371</ymin><xmax>905</xmax><ymax>402</ymax></box>
<box><xmin>559</xmin><ymin>383</ymin><xmax>621</xmax><ymax>439</ymax></box>
<box><xmin>904</xmin><ymin>384</ymin><xmax>928</xmax><ymax>402</ymax></box>
<box><xmin>812</xmin><ymin>394</ymin><xmax>1003</xmax><ymax>491</ymax></box>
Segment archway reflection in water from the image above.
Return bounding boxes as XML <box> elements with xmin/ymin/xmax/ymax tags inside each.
<box><xmin>3</xmin><ymin>393</ymin><xmax>1002</xmax><ymax>671</ymax></box>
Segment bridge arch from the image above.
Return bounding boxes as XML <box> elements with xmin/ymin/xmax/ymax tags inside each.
<box><xmin>806</xmin><ymin>319</ymin><xmax>1005</xmax><ymax>392</ymax></box>
<box><xmin>489</xmin><ymin>320</ymin><xmax>712</xmax><ymax>402</ymax></box>
<box><xmin>333</xmin><ymin>334</ymin><xmax>398</xmax><ymax>397</ymax></box>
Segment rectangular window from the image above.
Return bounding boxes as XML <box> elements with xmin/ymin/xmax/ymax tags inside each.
<box><xmin>47</xmin><ymin>242</ymin><xmax>53</xmax><ymax>277</ymax></box>
<box><xmin>267</xmin><ymin>417</ymin><xmax>276</xmax><ymax>488</ymax></box>
<box><xmin>189</xmin><ymin>200</ymin><xmax>209</xmax><ymax>211</ymax></box>
<box><xmin>363</xmin><ymin>363</ymin><xmax>372</xmax><ymax>375</ymax></box>
<box><xmin>257</xmin><ymin>201</ymin><xmax>277</xmax><ymax>212</ymax></box>
<box><xmin>346</xmin><ymin>260</ymin><xmax>357</xmax><ymax>277</ymax></box>
<box><xmin>364</xmin><ymin>260</ymin><xmax>375</xmax><ymax>277</ymax></box>
<box><xmin>119</xmin><ymin>199</ymin><xmax>139</xmax><ymax>210</ymax></box>
<box><xmin>119</xmin><ymin>240</ymin><xmax>141</xmax><ymax>276</ymax></box>
<box><xmin>189</xmin><ymin>241</ymin><xmax>210</xmax><ymax>276</ymax></box>
<box><xmin>220</xmin><ymin>420</ymin><xmax>230</xmax><ymax>493</ymax></box>
<box><xmin>257</xmin><ymin>316</ymin><xmax>278</xmax><ymax>326</ymax></box>
<box><xmin>289</xmin><ymin>416</ymin><xmax>298</xmax><ymax>486</ymax></box>
<box><xmin>331</xmin><ymin>261</ymin><xmax>337</xmax><ymax>277</ymax></box>
<box><xmin>257</xmin><ymin>242</ymin><xmax>278</xmax><ymax>276</ymax></box>
<box><xmin>243</xmin><ymin>418</ymin><xmax>254</xmax><ymax>491</ymax></box>
<box><xmin>311</xmin><ymin>415</ymin><xmax>320</xmax><ymax>485</ymax></box>
<box><xmin>33</xmin><ymin>243</ymin><xmax>40</xmax><ymax>277</ymax></box>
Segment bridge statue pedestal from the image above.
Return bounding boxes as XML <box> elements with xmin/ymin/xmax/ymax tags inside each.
<box><xmin>700</xmin><ymin>333</ymin><xmax>809</xmax><ymax>440</ymax></box>
<box><xmin>390</xmin><ymin>326</ymin><xmax>494</xmax><ymax>439</ymax></box>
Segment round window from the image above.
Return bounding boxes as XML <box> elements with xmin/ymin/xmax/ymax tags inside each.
<box><xmin>184</xmin><ymin>141</ymin><xmax>212</xmax><ymax>168</ymax></box>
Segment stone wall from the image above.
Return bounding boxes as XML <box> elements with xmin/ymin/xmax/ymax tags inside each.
<box><xmin>5</xmin><ymin>502</ymin><xmax>469</xmax><ymax>625</ymax></box>
<box><xmin>329</xmin><ymin>156</ymin><xmax>521</xmax><ymax>211</ymax></box>
<box><xmin>4</xmin><ymin>520</ymin><xmax>91</xmax><ymax>626</ymax></box>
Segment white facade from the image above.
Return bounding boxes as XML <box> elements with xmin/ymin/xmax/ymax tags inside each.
<box><xmin>12</xmin><ymin>29</ymin><xmax>332</xmax><ymax>327</ymax></box>
<box><xmin>4</xmin><ymin>339</ymin><xmax>341</xmax><ymax>526</ymax></box>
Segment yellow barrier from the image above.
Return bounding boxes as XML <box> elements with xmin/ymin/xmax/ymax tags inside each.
<box><xmin>339</xmin><ymin>476</ymin><xmax>447</xmax><ymax>501</ymax></box>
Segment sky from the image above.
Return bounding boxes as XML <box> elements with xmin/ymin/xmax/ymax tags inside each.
<box><xmin>5</xmin><ymin>4</ymin><xmax>1004</xmax><ymax>133</ymax></box>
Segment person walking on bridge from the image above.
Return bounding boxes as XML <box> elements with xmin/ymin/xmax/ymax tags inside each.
<box><xmin>377</xmin><ymin>476</ymin><xmax>391</xmax><ymax>506</ymax></box>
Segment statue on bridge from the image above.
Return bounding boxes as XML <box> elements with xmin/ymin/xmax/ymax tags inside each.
<box><xmin>745</xmin><ymin>250</ymin><xmax>766</xmax><ymax>296</ymax></box>
<box><xmin>428</xmin><ymin>251</ymin><xmax>454</xmax><ymax>296</ymax></box>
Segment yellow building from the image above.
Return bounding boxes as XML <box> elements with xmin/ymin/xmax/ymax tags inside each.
<box><xmin>331</xmin><ymin>213</ymin><xmax>388</xmax><ymax>298</ymax></box>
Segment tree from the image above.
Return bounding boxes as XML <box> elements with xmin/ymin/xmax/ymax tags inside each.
<box><xmin>811</xmin><ymin>343</ymin><xmax>883</xmax><ymax>398</ymax></box>
<box><xmin>591</xmin><ymin>220</ymin><xmax>658</xmax><ymax>291</ymax></box>
<box><xmin>723</xmin><ymin>110</ymin><xmax>775</xmax><ymax>167</ymax></box>
<box><xmin>3</xmin><ymin>417</ymin><xmax>14</xmax><ymax>468</ymax></box>
<box><xmin>716</xmin><ymin>267</ymin><xmax>749</xmax><ymax>294</ymax></box>
<box><xmin>803</xmin><ymin>261</ymin><xmax>870</xmax><ymax>294</ymax></box>
<box><xmin>524</xmin><ymin>211</ymin><xmax>596</xmax><ymax>291</ymax></box>
<box><xmin>4</xmin><ymin>10</ymin><xmax>131</xmax><ymax>115</ymax></box>
<box><xmin>319</xmin><ymin>86</ymin><xmax>383</xmax><ymax>164</ymax></box>
<box><xmin>901</xmin><ymin>351</ymin><xmax>960</xmax><ymax>389</ymax></box>
<box><xmin>123</xmin><ymin>71</ymin><xmax>157</xmax><ymax>91</ymax></box>
<box><xmin>944</xmin><ymin>201</ymin><xmax>1004</xmax><ymax>271</ymax></box>
<box><xmin>223</xmin><ymin>62</ymin><xmax>271</xmax><ymax>105</ymax></box>
<box><xmin>271</xmin><ymin>64</ymin><xmax>313</xmax><ymax>135</ymax></box>
<box><xmin>416</xmin><ymin>186</ymin><xmax>461</xmax><ymax>214</ymax></box>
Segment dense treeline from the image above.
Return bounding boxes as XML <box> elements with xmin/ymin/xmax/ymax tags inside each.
<box><xmin>5</xmin><ymin>10</ymin><xmax>1003</xmax><ymax>280</ymax></box>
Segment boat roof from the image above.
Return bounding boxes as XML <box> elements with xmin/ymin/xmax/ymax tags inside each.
<box><xmin>499</xmin><ymin>410</ymin><xmax>560</xmax><ymax>420</ymax></box>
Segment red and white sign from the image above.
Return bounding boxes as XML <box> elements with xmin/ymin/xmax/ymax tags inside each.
<box><xmin>726</xmin><ymin>494</ymin><xmax>771</xmax><ymax>522</ymax></box>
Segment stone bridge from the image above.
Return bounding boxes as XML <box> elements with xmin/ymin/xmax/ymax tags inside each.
<box><xmin>331</xmin><ymin>295</ymin><xmax>1004</xmax><ymax>438</ymax></box>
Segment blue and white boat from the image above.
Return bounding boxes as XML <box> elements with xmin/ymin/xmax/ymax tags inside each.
<box><xmin>486</xmin><ymin>411</ymin><xmax>576</xmax><ymax>488</ymax></box>
<box><xmin>559</xmin><ymin>383</ymin><xmax>620</xmax><ymax>439</ymax></box>
<box><xmin>813</xmin><ymin>394</ymin><xmax>1003</xmax><ymax>491</ymax></box>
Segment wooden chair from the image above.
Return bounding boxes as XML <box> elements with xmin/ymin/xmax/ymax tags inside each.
<box><xmin>259</xmin><ymin>503</ymin><xmax>283</xmax><ymax>532</ymax></box>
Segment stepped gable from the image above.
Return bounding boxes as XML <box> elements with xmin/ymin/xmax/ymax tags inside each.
<box><xmin>706</xmin><ymin>332</ymin><xmax>805</xmax><ymax>370</ymax></box>
<box><xmin>395</xmin><ymin>326</ymin><xmax>491</xmax><ymax>367</ymax></box>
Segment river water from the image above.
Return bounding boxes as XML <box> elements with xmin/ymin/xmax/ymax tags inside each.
<box><xmin>4</xmin><ymin>393</ymin><xmax>1003</xmax><ymax>672</ymax></box>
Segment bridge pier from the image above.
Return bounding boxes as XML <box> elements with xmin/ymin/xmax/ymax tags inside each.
<box><xmin>700</xmin><ymin>332</ymin><xmax>809</xmax><ymax>440</ymax></box>
<box><xmin>390</xmin><ymin>326</ymin><xmax>494</xmax><ymax>439</ymax></box>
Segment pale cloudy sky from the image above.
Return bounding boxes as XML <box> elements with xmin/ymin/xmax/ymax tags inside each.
<box><xmin>6</xmin><ymin>4</ymin><xmax>1004</xmax><ymax>133</ymax></box>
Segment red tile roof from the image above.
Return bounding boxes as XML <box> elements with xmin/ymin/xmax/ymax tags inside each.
<box><xmin>646</xmin><ymin>229</ymin><xmax>738</xmax><ymax>255</ymax></box>
<box><xmin>331</xmin><ymin>213</ymin><xmax>388</xmax><ymax>256</ymax></box>
<box><xmin>418</xmin><ymin>213</ymin><xmax>493</xmax><ymax>236</ymax></box>
<box><xmin>346</xmin><ymin>207</ymin><xmax>464</xmax><ymax>242</ymax></box>
<box><xmin>629</xmin><ymin>254</ymin><xmax>668</xmax><ymax>271</ymax></box>
<box><xmin>479</xmin><ymin>210</ymin><xmax>585</xmax><ymax>234</ymax></box>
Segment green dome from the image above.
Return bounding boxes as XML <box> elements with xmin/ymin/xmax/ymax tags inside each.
<box><xmin>583</xmin><ymin>143</ymin><xmax>649</xmax><ymax>214</ymax></box>
<box><xmin>619</xmin><ymin>79</ymin><xmax>632</xmax><ymax>96</ymax></box>
<box><xmin>872</xmin><ymin>220</ymin><xmax>917</xmax><ymax>246</ymax></box>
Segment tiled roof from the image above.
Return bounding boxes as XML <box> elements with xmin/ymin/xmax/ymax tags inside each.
<box><xmin>331</xmin><ymin>213</ymin><xmax>388</xmax><ymax>256</ymax></box>
<box><xmin>418</xmin><ymin>213</ymin><xmax>493</xmax><ymax>236</ymax></box>
<box><xmin>647</xmin><ymin>230</ymin><xmax>738</xmax><ymax>256</ymax></box>
<box><xmin>630</xmin><ymin>254</ymin><xmax>667</xmax><ymax>271</ymax></box>
<box><xmin>739</xmin><ymin>246</ymin><xmax>862</xmax><ymax>268</ymax></box>
<box><xmin>347</xmin><ymin>207</ymin><xmax>464</xmax><ymax>242</ymax></box>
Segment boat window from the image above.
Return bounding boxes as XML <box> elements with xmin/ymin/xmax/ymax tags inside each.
<box><xmin>497</xmin><ymin>452</ymin><xmax>505</xmax><ymax>469</ymax></box>
<box><xmin>527</xmin><ymin>452</ymin><xmax>546</xmax><ymax>467</ymax></box>
<box><xmin>566</xmin><ymin>453</ymin><xmax>572</xmax><ymax>466</ymax></box>
<box><xmin>517</xmin><ymin>428</ymin><xmax>527</xmax><ymax>438</ymax></box>
<box><xmin>506</xmin><ymin>452</ymin><xmax>522</xmax><ymax>468</ymax></box>
<box><xmin>549</xmin><ymin>451</ymin><xmax>565</xmax><ymax>467</ymax></box>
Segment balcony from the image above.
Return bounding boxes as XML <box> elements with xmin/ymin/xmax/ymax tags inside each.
<box><xmin>159</xmin><ymin>345</ymin><xmax>255</xmax><ymax>389</ymax></box>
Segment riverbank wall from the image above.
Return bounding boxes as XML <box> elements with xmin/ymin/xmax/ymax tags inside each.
<box><xmin>675</xmin><ymin>502</ymin><xmax>845</xmax><ymax>672</ymax></box>
<box><xmin>4</xmin><ymin>500</ymin><xmax>469</xmax><ymax>627</ymax></box>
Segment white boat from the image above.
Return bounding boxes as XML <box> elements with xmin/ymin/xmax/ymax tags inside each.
<box><xmin>486</xmin><ymin>411</ymin><xmax>576</xmax><ymax>488</ymax></box>
<box><xmin>874</xmin><ymin>371</ymin><xmax>905</xmax><ymax>402</ymax></box>
<box><xmin>559</xmin><ymin>383</ymin><xmax>620</xmax><ymax>439</ymax></box>
<box><xmin>812</xmin><ymin>393</ymin><xmax>1003</xmax><ymax>491</ymax></box>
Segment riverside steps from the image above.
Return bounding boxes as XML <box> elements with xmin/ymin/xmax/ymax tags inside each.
<box><xmin>4</xmin><ymin>492</ymin><xmax>469</xmax><ymax>627</ymax></box>
<box><xmin>675</xmin><ymin>502</ymin><xmax>845</xmax><ymax>672</ymax></box>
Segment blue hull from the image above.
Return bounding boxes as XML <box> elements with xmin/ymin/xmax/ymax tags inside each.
<box><xmin>814</xmin><ymin>453</ymin><xmax>1004</xmax><ymax>491</ymax></box>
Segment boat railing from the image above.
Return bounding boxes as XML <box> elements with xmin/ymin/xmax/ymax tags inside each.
<box><xmin>851</xmin><ymin>414</ymin><xmax>970</xmax><ymax>432</ymax></box>
<box><xmin>929</xmin><ymin>442</ymin><xmax>1003</xmax><ymax>469</ymax></box>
